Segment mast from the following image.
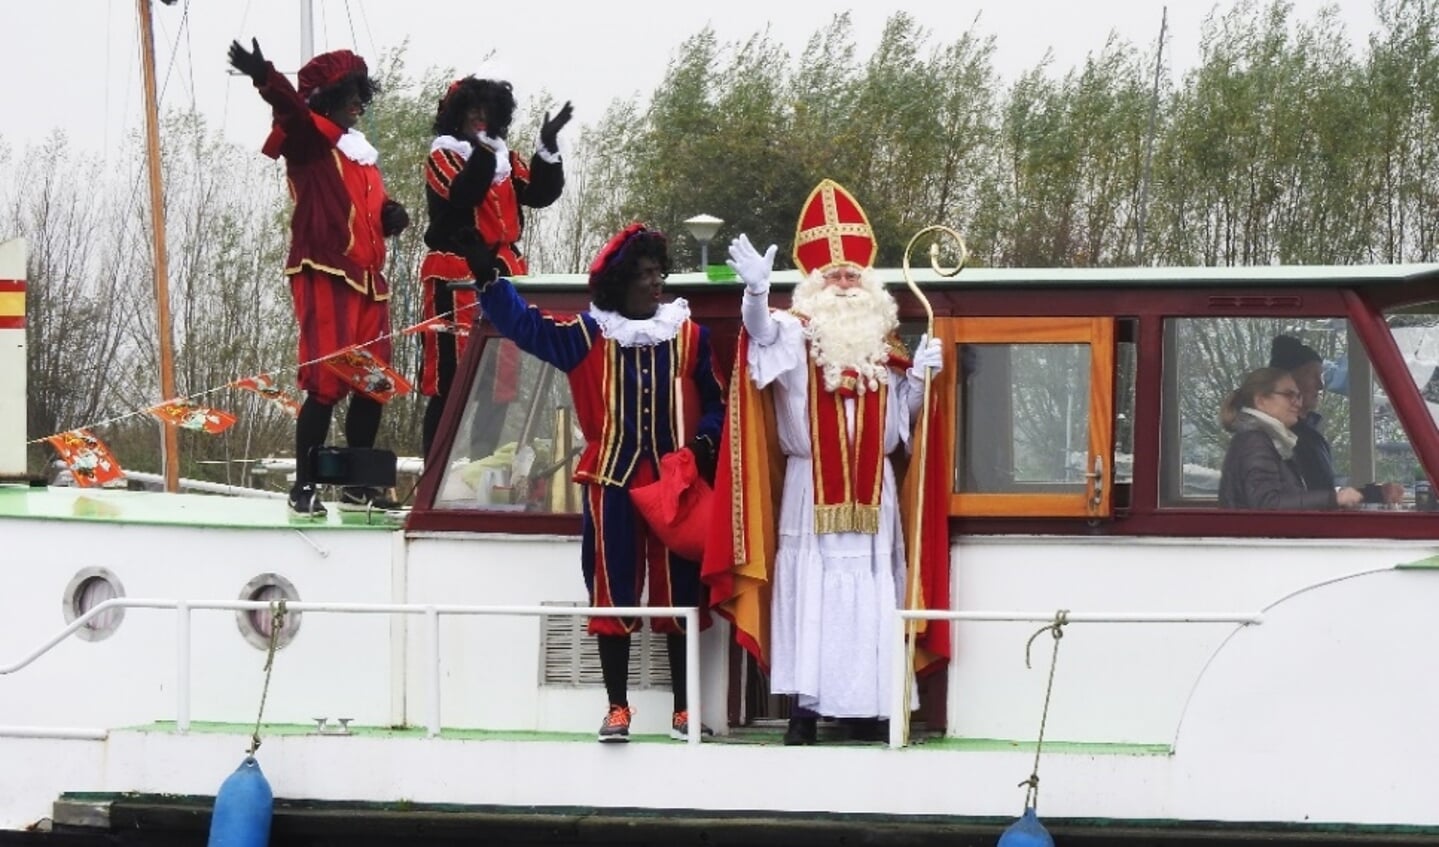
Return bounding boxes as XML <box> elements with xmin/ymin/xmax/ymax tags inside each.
<box><xmin>300</xmin><ymin>0</ymin><xmax>315</xmax><ymax>64</ymax></box>
<box><xmin>136</xmin><ymin>0</ymin><xmax>181</xmax><ymax>493</ymax></box>
<box><xmin>1135</xmin><ymin>6</ymin><xmax>1167</xmax><ymax>266</ymax></box>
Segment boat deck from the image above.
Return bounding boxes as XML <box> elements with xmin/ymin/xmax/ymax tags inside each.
<box><xmin>0</xmin><ymin>486</ymin><xmax>400</xmax><ymax>530</ymax></box>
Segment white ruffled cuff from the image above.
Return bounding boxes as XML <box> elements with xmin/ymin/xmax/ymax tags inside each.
<box><xmin>476</xmin><ymin>132</ymin><xmax>511</xmax><ymax>183</ymax></box>
<box><xmin>746</xmin><ymin>310</ymin><xmax>805</xmax><ymax>389</ymax></box>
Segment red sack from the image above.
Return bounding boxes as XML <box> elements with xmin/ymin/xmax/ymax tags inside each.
<box><xmin>630</xmin><ymin>448</ymin><xmax>713</xmax><ymax>561</ymax></box>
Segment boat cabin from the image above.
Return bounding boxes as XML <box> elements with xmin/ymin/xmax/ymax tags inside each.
<box><xmin>413</xmin><ymin>263</ymin><xmax>1439</xmax><ymax>539</ymax></box>
<box><xmin>404</xmin><ymin>261</ymin><xmax>1439</xmax><ymax>735</ymax></box>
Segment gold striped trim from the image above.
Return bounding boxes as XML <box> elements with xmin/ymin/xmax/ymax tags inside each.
<box><xmin>813</xmin><ymin>504</ymin><xmax>881</xmax><ymax>535</ymax></box>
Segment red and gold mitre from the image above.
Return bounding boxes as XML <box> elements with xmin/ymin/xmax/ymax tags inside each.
<box><xmin>792</xmin><ymin>179</ymin><xmax>877</xmax><ymax>275</ymax></box>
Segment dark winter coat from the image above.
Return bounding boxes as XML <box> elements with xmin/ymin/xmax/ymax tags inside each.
<box><xmin>1219</xmin><ymin>411</ymin><xmax>1337</xmax><ymax>510</ymax></box>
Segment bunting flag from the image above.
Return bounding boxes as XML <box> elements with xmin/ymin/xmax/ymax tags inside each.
<box><xmin>45</xmin><ymin>429</ymin><xmax>124</xmax><ymax>488</ymax></box>
<box><xmin>32</xmin><ymin>317</ymin><xmax>439</xmax><ymax>452</ymax></box>
<box><xmin>401</xmin><ymin>316</ymin><xmax>470</xmax><ymax>338</ymax></box>
<box><xmin>232</xmin><ymin>374</ymin><xmax>302</xmax><ymax>418</ymax></box>
<box><xmin>321</xmin><ymin>345</ymin><xmax>413</xmax><ymax>404</ymax></box>
<box><xmin>146</xmin><ymin>398</ymin><xmax>239</xmax><ymax>434</ymax></box>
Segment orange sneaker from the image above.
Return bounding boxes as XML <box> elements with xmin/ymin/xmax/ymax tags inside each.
<box><xmin>670</xmin><ymin>710</ymin><xmax>715</xmax><ymax>741</ymax></box>
<box><xmin>598</xmin><ymin>704</ymin><xmax>632</xmax><ymax>743</ymax></box>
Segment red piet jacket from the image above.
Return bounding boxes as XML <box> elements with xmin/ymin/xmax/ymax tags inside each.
<box><xmin>253</xmin><ymin>64</ymin><xmax>392</xmax><ymax>300</ymax></box>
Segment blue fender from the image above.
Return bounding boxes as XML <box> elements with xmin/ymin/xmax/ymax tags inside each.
<box><xmin>997</xmin><ymin>806</ymin><xmax>1054</xmax><ymax>847</ymax></box>
<box><xmin>207</xmin><ymin>755</ymin><xmax>273</xmax><ymax>847</ymax></box>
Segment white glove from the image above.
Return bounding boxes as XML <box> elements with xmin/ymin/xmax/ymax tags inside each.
<box><xmin>476</xmin><ymin>132</ymin><xmax>511</xmax><ymax>184</ymax></box>
<box><xmin>908</xmin><ymin>334</ymin><xmax>943</xmax><ymax>379</ymax></box>
<box><xmin>727</xmin><ymin>234</ymin><xmax>776</xmax><ymax>296</ymax></box>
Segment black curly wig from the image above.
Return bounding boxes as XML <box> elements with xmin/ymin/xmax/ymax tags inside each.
<box><xmin>433</xmin><ymin>77</ymin><xmax>517</xmax><ymax>139</ymax></box>
<box><xmin>591</xmin><ymin>229</ymin><xmax>670</xmax><ymax>313</ymax></box>
<box><xmin>308</xmin><ymin>72</ymin><xmax>380</xmax><ymax>120</ymax></box>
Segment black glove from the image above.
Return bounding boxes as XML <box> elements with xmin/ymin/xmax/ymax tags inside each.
<box><xmin>461</xmin><ymin>239</ymin><xmax>499</xmax><ymax>288</ymax></box>
<box><xmin>539</xmin><ymin>101</ymin><xmax>574</xmax><ymax>153</ymax></box>
<box><xmin>227</xmin><ymin>38</ymin><xmax>268</xmax><ymax>85</ymax></box>
<box><xmin>380</xmin><ymin>201</ymin><xmax>410</xmax><ymax>237</ymax></box>
<box><xmin>687</xmin><ymin>434</ymin><xmax>717</xmax><ymax>486</ymax></box>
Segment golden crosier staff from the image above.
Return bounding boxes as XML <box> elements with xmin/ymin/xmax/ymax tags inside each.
<box><xmin>900</xmin><ymin>224</ymin><xmax>967</xmax><ymax>745</ymax></box>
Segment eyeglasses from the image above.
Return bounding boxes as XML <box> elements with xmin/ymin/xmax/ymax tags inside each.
<box><xmin>1269</xmin><ymin>389</ymin><xmax>1303</xmax><ymax>403</ymax></box>
<box><xmin>822</xmin><ymin>267</ymin><xmax>862</xmax><ymax>282</ymax></box>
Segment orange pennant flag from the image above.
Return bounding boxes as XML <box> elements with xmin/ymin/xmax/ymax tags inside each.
<box><xmin>147</xmin><ymin>399</ymin><xmax>239</xmax><ymax>434</ymax></box>
<box><xmin>45</xmin><ymin>429</ymin><xmax>125</xmax><ymax>488</ymax></box>
<box><xmin>401</xmin><ymin>316</ymin><xmax>470</xmax><ymax>337</ymax></box>
<box><xmin>232</xmin><ymin>373</ymin><xmax>302</xmax><ymax>419</ymax></box>
<box><xmin>321</xmin><ymin>345</ymin><xmax>413</xmax><ymax>404</ymax></box>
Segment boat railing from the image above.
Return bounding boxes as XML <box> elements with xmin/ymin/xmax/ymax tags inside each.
<box><xmin>0</xmin><ymin>599</ymin><xmax>703</xmax><ymax>743</ymax></box>
<box><xmin>885</xmin><ymin>609</ymin><xmax>1266</xmax><ymax>749</ymax></box>
<box><xmin>0</xmin><ymin>599</ymin><xmax>1265</xmax><ymax>749</ymax></box>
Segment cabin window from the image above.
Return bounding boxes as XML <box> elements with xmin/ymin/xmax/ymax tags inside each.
<box><xmin>1384</xmin><ymin>302</ymin><xmax>1439</xmax><ymax>478</ymax></box>
<box><xmin>433</xmin><ymin>338</ymin><xmax>582</xmax><ymax>514</ymax></box>
<box><xmin>943</xmin><ymin>317</ymin><xmax>1117</xmax><ymax>518</ymax></box>
<box><xmin>1160</xmin><ymin>317</ymin><xmax>1420</xmax><ymax>509</ymax></box>
<box><xmin>1115</xmin><ymin>337</ymin><xmax>1136</xmax><ymax>487</ymax></box>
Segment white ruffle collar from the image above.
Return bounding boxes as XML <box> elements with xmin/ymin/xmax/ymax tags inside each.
<box><xmin>430</xmin><ymin>133</ymin><xmax>510</xmax><ymax>183</ymax></box>
<box><xmin>589</xmin><ymin>299</ymin><xmax>690</xmax><ymax>347</ymax></box>
<box><xmin>431</xmin><ymin>134</ymin><xmax>473</xmax><ymax>159</ymax></box>
<box><xmin>336</xmin><ymin>129</ymin><xmax>379</xmax><ymax>166</ymax></box>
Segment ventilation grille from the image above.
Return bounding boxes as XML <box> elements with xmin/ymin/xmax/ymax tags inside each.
<box><xmin>540</xmin><ymin>602</ymin><xmax>672</xmax><ymax>689</ymax></box>
<box><xmin>1207</xmin><ymin>295</ymin><xmax>1302</xmax><ymax>309</ymax></box>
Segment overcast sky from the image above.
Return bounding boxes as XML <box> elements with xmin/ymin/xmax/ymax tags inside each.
<box><xmin>1</xmin><ymin>0</ymin><xmax>1382</xmax><ymax>161</ymax></box>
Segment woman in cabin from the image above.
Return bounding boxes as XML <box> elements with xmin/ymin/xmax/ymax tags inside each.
<box><xmin>1218</xmin><ymin>367</ymin><xmax>1364</xmax><ymax>510</ymax></box>
<box><xmin>227</xmin><ymin>38</ymin><xmax>410</xmax><ymax>517</ymax></box>
<box><xmin>466</xmin><ymin>225</ymin><xmax>724</xmax><ymax>743</ymax></box>
<box><xmin>418</xmin><ymin>77</ymin><xmax>571</xmax><ymax>459</ymax></box>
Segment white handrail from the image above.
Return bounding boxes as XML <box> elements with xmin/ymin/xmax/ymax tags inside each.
<box><xmin>1</xmin><ymin>598</ymin><xmax>702</xmax><ymax>744</ymax></box>
<box><xmin>886</xmin><ymin>608</ymin><xmax>1264</xmax><ymax>748</ymax></box>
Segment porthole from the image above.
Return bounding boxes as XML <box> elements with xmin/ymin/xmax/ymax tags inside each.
<box><xmin>235</xmin><ymin>574</ymin><xmax>302</xmax><ymax>651</ymax></box>
<box><xmin>62</xmin><ymin>568</ymin><xmax>125</xmax><ymax>642</ymax></box>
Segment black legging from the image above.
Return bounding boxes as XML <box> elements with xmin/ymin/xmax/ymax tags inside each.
<box><xmin>597</xmin><ymin>632</ymin><xmax>689</xmax><ymax>712</ymax></box>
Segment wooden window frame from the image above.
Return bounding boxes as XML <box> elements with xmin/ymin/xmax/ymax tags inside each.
<box><xmin>942</xmin><ymin>316</ymin><xmax>1115</xmax><ymax>519</ymax></box>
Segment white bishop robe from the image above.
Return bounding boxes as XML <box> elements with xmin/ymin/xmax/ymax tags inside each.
<box><xmin>744</xmin><ymin>308</ymin><xmax>921</xmax><ymax>718</ymax></box>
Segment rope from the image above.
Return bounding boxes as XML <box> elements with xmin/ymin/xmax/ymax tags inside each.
<box><xmin>247</xmin><ymin>598</ymin><xmax>287</xmax><ymax>755</ymax></box>
<box><xmin>25</xmin><ymin>307</ymin><xmax>461</xmax><ymax>446</ymax></box>
<box><xmin>1018</xmin><ymin>609</ymin><xmax>1068</xmax><ymax>810</ymax></box>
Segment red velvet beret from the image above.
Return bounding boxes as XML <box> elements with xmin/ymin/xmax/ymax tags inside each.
<box><xmin>298</xmin><ymin>49</ymin><xmax>368</xmax><ymax>100</ymax></box>
<box><xmin>588</xmin><ymin>223</ymin><xmax>655</xmax><ymax>290</ymax></box>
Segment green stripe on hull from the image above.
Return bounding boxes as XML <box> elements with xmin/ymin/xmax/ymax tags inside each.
<box><xmin>0</xmin><ymin>487</ymin><xmax>397</xmax><ymax>530</ymax></box>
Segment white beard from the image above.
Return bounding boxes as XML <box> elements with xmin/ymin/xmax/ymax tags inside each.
<box><xmin>790</xmin><ymin>269</ymin><xmax>898</xmax><ymax>394</ymax></box>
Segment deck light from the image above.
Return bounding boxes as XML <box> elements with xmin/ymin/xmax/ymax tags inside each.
<box><xmin>682</xmin><ymin>214</ymin><xmax>724</xmax><ymax>272</ymax></box>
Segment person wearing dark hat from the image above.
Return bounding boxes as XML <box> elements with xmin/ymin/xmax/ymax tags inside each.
<box><xmin>227</xmin><ymin>38</ymin><xmax>411</xmax><ymax>517</ymax></box>
<box><xmin>417</xmin><ymin>77</ymin><xmax>572</xmax><ymax>459</ymax></box>
<box><xmin>469</xmin><ymin>225</ymin><xmax>724</xmax><ymax>742</ymax></box>
<box><xmin>1269</xmin><ymin>335</ymin><xmax>1402</xmax><ymax>505</ymax></box>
